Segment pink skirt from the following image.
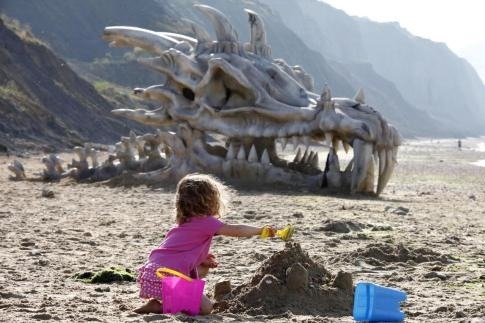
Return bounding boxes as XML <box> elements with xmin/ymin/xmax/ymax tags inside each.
<box><xmin>137</xmin><ymin>263</ymin><xmax>198</xmax><ymax>300</ymax></box>
<box><xmin>137</xmin><ymin>263</ymin><xmax>164</xmax><ymax>299</ymax></box>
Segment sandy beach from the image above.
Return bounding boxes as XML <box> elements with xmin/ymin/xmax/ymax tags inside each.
<box><xmin>1</xmin><ymin>138</ymin><xmax>484</xmax><ymax>322</ymax></box>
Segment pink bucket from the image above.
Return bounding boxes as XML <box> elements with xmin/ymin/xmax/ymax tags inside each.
<box><xmin>156</xmin><ymin>267</ymin><xmax>205</xmax><ymax>316</ymax></box>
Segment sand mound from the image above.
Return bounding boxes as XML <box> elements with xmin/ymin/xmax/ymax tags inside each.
<box><xmin>318</xmin><ymin>220</ymin><xmax>365</xmax><ymax>233</ymax></box>
<box><xmin>336</xmin><ymin>243</ymin><xmax>453</xmax><ymax>266</ymax></box>
<box><xmin>215</xmin><ymin>243</ymin><xmax>354</xmax><ymax>316</ymax></box>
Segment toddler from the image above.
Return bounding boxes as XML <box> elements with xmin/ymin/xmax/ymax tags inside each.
<box><xmin>134</xmin><ymin>173</ymin><xmax>275</xmax><ymax>315</ymax></box>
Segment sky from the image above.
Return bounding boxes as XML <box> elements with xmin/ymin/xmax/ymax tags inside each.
<box><xmin>322</xmin><ymin>0</ymin><xmax>485</xmax><ymax>82</ymax></box>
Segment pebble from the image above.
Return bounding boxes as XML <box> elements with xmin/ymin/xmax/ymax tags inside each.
<box><xmin>41</xmin><ymin>189</ymin><xmax>55</xmax><ymax>198</ymax></box>
<box><xmin>37</xmin><ymin>259</ymin><xmax>49</xmax><ymax>266</ymax></box>
<box><xmin>434</xmin><ymin>306</ymin><xmax>448</xmax><ymax>313</ymax></box>
<box><xmin>385</xmin><ymin>206</ymin><xmax>410</xmax><ymax>215</ymax></box>
<box><xmin>371</xmin><ymin>225</ymin><xmax>393</xmax><ymax>231</ymax></box>
<box><xmin>21</xmin><ymin>241</ymin><xmax>36</xmax><ymax>247</ymax></box>
<box><xmin>292</xmin><ymin>212</ymin><xmax>304</xmax><ymax>218</ymax></box>
<box><xmin>393</xmin><ymin>206</ymin><xmax>410</xmax><ymax>215</ymax></box>
<box><xmin>94</xmin><ymin>287</ymin><xmax>110</xmax><ymax>293</ymax></box>
<box><xmin>31</xmin><ymin>313</ymin><xmax>52</xmax><ymax>320</ymax></box>
<box><xmin>321</xmin><ymin>221</ymin><xmax>350</xmax><ymax>233</ymax></box>
<box><xmin>455</xmin><ymin>311</ymin><xmax>466</xmax><ymax>318</ymax></box>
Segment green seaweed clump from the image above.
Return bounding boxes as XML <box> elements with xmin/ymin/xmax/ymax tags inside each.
<box><xmin>73</xmin><ymin>266</ymin><xmax>135</xmax><ymax>284</ymax></box>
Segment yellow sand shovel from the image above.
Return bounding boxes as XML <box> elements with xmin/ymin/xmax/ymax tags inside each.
<box><xmin>260</xmin><ymin>225</ymin><xmax>294</xmax><ymax>241</ymax></box>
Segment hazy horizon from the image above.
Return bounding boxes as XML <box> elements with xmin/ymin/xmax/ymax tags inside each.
<box><xmin>322</xmin><ymin>0</ymin><xmax>485</xmax><ymax>83</ymax></box>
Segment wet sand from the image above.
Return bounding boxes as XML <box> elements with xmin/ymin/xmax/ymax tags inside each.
<box><xmin>0</xmin><ymin>138</ymin><xmax>484</xmax><ymax>322</ymax></box>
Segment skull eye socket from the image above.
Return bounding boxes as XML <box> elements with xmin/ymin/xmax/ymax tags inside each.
<box><xmin>267</xmin><ymin>68</ymin><xmax>278</xmax><ymax>80</ymax></box>
<box><xmin>182</xmin><ymin>88</ymin><xmax>195</xmax><ymax>101</ymax></box>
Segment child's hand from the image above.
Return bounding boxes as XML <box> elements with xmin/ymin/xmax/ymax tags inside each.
<box><xmin>201</xmin><ymin>253</ymin><xmax>218</xmax><ymax>268</ymax></box>
<box><xmin>261</xmin><ymin>226</ymin><xmax>277</xmax><ymax>238</ymax></box>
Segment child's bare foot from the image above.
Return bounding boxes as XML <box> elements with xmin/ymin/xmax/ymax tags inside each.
<box><xmin>133</xmin><ymin>299</ymin><xmax>162</xmax><ymax>314</ymax></box>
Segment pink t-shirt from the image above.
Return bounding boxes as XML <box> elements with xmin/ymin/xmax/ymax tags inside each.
<box><xmin>147</xmin><ymin>216</ymin><xmax>224</xmax><ymax>277</ymax></box>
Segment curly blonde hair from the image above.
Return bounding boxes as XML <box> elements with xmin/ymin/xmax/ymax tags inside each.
<box><xmin>175</xmin><ymin>173</ymin><xmax>228</xmax><ymax>224</ymax></box>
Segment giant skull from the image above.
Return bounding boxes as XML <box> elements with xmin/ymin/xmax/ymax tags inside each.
<box><xmin>102</xmin><ymin>5</ymin><xmax>401</xmax><ymax>195</ymax></box>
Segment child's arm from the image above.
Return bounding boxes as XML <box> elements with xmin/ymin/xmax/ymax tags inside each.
<box><xmin>217</xmin><ymin>224</ymin><xmax>275</xmax><ymax>238</ymax></box>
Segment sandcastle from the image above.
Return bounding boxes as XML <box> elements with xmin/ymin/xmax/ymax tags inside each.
<box><xmin>214</xmin><ymin>243</ymin><xmax>354</xmax><ymax>316</ymax></box>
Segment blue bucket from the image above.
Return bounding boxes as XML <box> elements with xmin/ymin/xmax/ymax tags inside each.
<box><xmin>353</xmin><ymin>282</ymin><xmax>407</xmax><ymax>322</ymax></box>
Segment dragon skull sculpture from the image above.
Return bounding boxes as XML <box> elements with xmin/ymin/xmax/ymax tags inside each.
<box><xmin>102</xmin><ymin>5</ymin><xmax>401</xmax><ymax>195</ymax></box>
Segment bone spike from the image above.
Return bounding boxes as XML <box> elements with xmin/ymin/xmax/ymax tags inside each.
<box><xmin>306</xmin><ymin>151</ymin><xmax>315</xmax><ymax>164</ymax></box>
<box><xmin>323</xmin><ymin>148</ymin><xmax>341</xmax><ymax>188</ymax></box>
<box><xmin>245</xmin><ymin>9</ymin><xmax>267</xmax><ymax>45</ymax></box>
<box><xmin>237</xmin><ymin>146</ymin><xmax>246</xmax><ymax>160</ymax></box>
<box><xmin>377</xmin><ymin>149</ymin><xmax>396</xmax><ymax>195</ymax></box>
<box><xmin>248</xmin><ymin>145</ymin><xmax>258</xmax><ymax>163</ymax></box>
<box><xmin>8</xmin><ymin>160</ymin><xmax>26</xmax><ymax>180</ymax></box>
<box><xmin>102</xmin><ymin>26</ymin><xmax>180</xmax><ymax>55</ymax></box>
<box><xmin>194</xmin><ymin>5</ymin><xmax>238</xmax><ymax>42</ymax></box>
<box><xmin>260</xmin><ymin>149</ymin><xmax>270</xmax><ymax>164</ymax></box>
<box><xmin>293</xmin><ymin>148</ymin><xmax>302</xmax><ymax>163</ymax></box>
<box><xmin>364</xmin><ymin>154</ymin><xmax>375</xmax><ymax>192</ymax></box>
<box><xmin>140</xmin><ymin>85</ymin><xmax>177</xmax><ymax>103</ymax></box>
<box><xmin>324</xmin><ymin>132</ymin><xmax>333</xmax><ymax>147</ymax></box>
<box><xmin>343</xmin><ymin>141</ymin><xmax>350</xmax><ymax>154</ymax></box>
<box><xmin>378</xmin><ymin>149</ymin><xmax>386</xmax><ymax>175</ymax></box>
<box><xmin>310</xmin><ymin>153</ymin><xmax>319</xmax><ymax>168</ymax></box>
<box><xmin>354</xmin><ymin>88</ymin><xmax>365</xmax><ymax>104</ymax></box>
<box><xmin>301</xmin><ymin>148</ymin><xmax>309</xmax><ymax>164</ymax></box>
<box><xmin>180</xmin><ymin>18</ymin><xmax>212</xmax><ymax>43</ymax></box>
<box><xmin>111</xmin><ymin>108</ymin><xmax>173</xmax><ymax>127</ymax></box>
<box><xmin>392</xmin><ymin>148</ymin><xmax>398</xmax><ymax>163</ymax></box>
<box><xmin>244</xmin><ymin>9</ymin><xmax>271</xmax><ymax>58</ymax></box>
<box><xmin>292</xmin><ymin>136</ymin><xmax>299</xmax><ymax>151</ymax></box>
<box><xmin>344</xmin><ymin>158</ymin><xmax>354</xmax><ymax>173</ymax></box>
<box><xmin>160</xmin><ymin>32</ymin><xmax>197</xmax><ymax>45</ymax></box>
<box><xmin>351</xmin><ymin>139</ymin><xmax>373</xmax><ymax>194</ymax></box>
<box><xmin>139</xmin><ymin>54</ymin><xmax>202</xmax><ymax>87</ymax></box>
<box><xmin>89</xmin><ymin>148</ymin><xmax>99</xmax><ymax>168</ymax></box>
<box><xmin>321</xmin><ymin>84</ymin><xmax>332</xmax><ymax>102</ymax></box>
<box><xmin>226</xmin><ymin>144</ymin><xmax>235</xmax><ymax>160</ymax></box>
<box><xmin>280</xmin><ymin>137</ymin><xmax>288</xmax><ymax>151</ymax></box>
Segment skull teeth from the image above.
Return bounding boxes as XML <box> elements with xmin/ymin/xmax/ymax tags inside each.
<box><xmin>237</xmin><ymin>145</ymin><xmax>246</xmax><ymax>160</ymax></box>
<box><xmin>248</xmin><ymin>145</ymin><xmax>258</xmax><ymax>163</ymax></box>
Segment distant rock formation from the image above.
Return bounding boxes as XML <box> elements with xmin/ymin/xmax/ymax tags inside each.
<box><xmin>263</xmin><ymin>0</ymin><xmax>485</xmax><ymax>137</ymax></box>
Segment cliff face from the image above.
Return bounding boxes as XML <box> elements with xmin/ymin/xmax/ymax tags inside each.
<box><xmin>356</xmin><ymin>19</ymin><xmax>485</xmax><ymax>132</ymax></box>
<box><xmin>0</xmin><ymin>18</ymin><xmax>145</xmax><ymax>150</ymax></box>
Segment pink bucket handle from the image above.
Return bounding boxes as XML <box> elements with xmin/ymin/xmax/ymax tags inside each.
<box><xmin>156</xmin><ymin>267</ymin><xmax>193</xmax><ymax>281</ymax></box>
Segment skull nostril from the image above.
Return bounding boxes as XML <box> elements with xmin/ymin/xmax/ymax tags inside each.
<box><xmin>182</xmin><ymin>88</ymin><xmax>195</xmax><ymax>101</ymax></box>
